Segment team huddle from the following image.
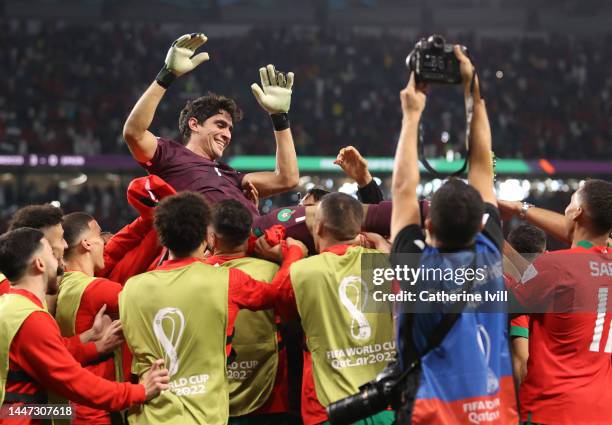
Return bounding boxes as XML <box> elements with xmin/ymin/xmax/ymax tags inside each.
<box><xmin>0</xmin><ymin>32</ymin><xmax>611</xmax><ymax>425</ymax></box>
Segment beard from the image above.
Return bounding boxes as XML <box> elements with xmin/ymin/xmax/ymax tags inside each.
<box><xmin>46</xmin><ymin>273</ymin><xmax>59</xmax><ymax>295</ymax></box>
<box><xmin>45</xmin><ymin>264</ymin><xmax>63</xmax><ymax>295</ymax></box>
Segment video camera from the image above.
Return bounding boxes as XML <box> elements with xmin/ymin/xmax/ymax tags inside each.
<box><xmin>406</xmin><ymin>34</ymin><xmax>466</xmax><ymax>84</ymax></box>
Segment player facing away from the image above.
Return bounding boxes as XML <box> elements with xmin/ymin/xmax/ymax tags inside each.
<box><xmin>205</xmin><ymin>200</ymin><xmax>295</xmax><ymax>424</ymax></box>
<box><xmin>505</xmin><ymin>179</ymin><xmax>612</xmax><ymax>425</ymax></box>
<box><xmin>119</xmin><ymin>192</ymin><xmax>306</xmax><ymax>425</ymax></box>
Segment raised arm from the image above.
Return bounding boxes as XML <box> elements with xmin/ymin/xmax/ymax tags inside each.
<box><xmin>334</xmin><ymin>146</ymin><xmax>384</xmax><ymax>204</ymax></box>
<box><xmin>498</xmin><ymin>200</ymin><xmax>571</xmax><ymax>243</ymax></box>
<box><xmin>455</xmin><ymin>46</ymin><xmax>496</xmax><ymax>206</ymax></box>
<box><xmin>123</xmin><ymin>33</ymin><xmax>210</xmax><ymax>163</ymax></box>
<box><xmin>391</xmin><ymin>73</ymin><xmax>427</xmax><ymax>241</ymax></box>
<box><xmin>242</xmin><ymin>65</ymin><xmax>299</xmax><ymax>198</ymax></box>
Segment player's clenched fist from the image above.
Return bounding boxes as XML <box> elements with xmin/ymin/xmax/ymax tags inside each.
<box><xmin>251</xmin><ymin>64</ymin><xmax>294</xmax><ymax>114</ymax></box>
<box><xmin>156</xmin><ymin>33</ymin><xmax>210</xmax><ymax>89</ymax></box>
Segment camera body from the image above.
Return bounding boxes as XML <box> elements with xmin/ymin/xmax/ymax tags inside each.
<box><xmin>406</xmin><ymin>35</ymin><xmax>465</xmax><ymax>84</ymax></box>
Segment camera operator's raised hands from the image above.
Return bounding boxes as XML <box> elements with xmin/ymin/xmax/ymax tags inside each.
<box><xmin>391</xmin><ymin>72</ymin><xmax>424</xmax><ymax>241</ymax></box>
<box><xmin>400</xmin><ymin>72</ymin><xmax>428</xmax><ymax>118</ymax></box>
<box><xmin>454</xmin><ymin>45</ymin><xmax>480</xmax><ymax>99</ymax></box>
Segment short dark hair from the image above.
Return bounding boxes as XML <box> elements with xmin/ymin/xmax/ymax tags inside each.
<box><xmin>9</xmin><ymin>204</ymin><xmax>63</xmax><ymax>231</ymax></box>
<box><xmin>178</xmin><ymin>93</ymin><xmax>242</xmax><ymax>144</ymax></box>
<box><xmin>62</xmin><ymin>212</ymin><xmax>95</xmax><ymax>259</ymax></box>
<box><xmin>429</xmin><ymin>179</ymin><xmax>484</xmax><ymax>248</ymax></box>
<box><xmin>508</xmin><ymin>224</ymin><xmax>547</xmax><ymax>261</ymax></box>
<box><xmin>154</xmin><ymin>192</ymin><xmax>211</xmax><ymax>257</ymax></box>
<box><xmin>319</xmin><ymin>192</ymin><xmax>363</xmax><ymax>241</ymax></box>
<box><xmin>580</xmin><ymin>179</ymin><xmax>612</xmax><ymax>235</ymax></box>
<box><xmin>0</xmin><ymin>228</ymin><xmax>45</xmax><ymax>282</ymax></box>
<box><xmin>212</xmin><ymin>200</ymin><xmax>253</xmax><ymax>249</ymax></box>
<box><xmin>304</xmin><ymin>187</ymin><xmax>331</xmax><ymax>203</ymax></box>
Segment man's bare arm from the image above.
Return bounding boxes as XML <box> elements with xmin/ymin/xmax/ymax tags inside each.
<box><xmin>243</xmin><ymin>128</ymin><xmax>299</xmax><ymax>198</ymax></box>
<box><xmin>498</xmin><ymin>200</ymin><xmax>570</xmax><ymax>243</ymax></box>
<box><xmin>123</xmin><ymin>33</ymin><xmax>210</xmax><ymax>163</ymax></box>
<box><xmin>123</xmin><ymin>82</ymin><xmax>165</xmax><ymax>162</ymax></box>
<box><xmin>455</xmin><ymin>46</ymin><xmax>497</xmax><ymax>206</ymax></box>
<box><xmin>391</xmin><ymin>73</ymin><xmax>426</xmax><ymax>242</ymax></box>
<box><xmin>244</xmin><ymin>65</ymin><xmax>299</xmax><ymax>197</ymax></box>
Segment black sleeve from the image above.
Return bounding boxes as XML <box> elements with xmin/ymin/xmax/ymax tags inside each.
<box><xmin>391</xmin><ymin>224</ymin><xmax>426</xmax><ymax>254</ymax></box>
<box><xmin>357</xmin><ymin>179</ymin><xmax>384</xmax><ymax>204</ymax></box>
<box><xmin>482</xmin><ymin>202</ymin><xmax>503</xmax><ymax>251</ymax></box>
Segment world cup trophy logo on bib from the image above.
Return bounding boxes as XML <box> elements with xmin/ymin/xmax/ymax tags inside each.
<box><xmin>153</xmin><ymin>307</ymin><xmax>186</xmax><ymax>377</ymax></box>
<box><xmin>477</xmin><ymin>324</ymin><xmax>500</xmax><ymax>394</ymax></box>
<box><xmin>339</xmin><ymin>275</ymin><xmax>372</xmax><ymax>341</ymax></box>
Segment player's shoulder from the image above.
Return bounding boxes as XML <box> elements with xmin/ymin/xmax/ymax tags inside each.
<box><xmin>90</xmin><ymin>277</ymin><xmax>122</xmax><ymax>291</ymax></box>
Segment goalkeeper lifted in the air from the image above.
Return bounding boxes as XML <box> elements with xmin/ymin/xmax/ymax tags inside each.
<box><xmin>122</xmin><ymin>32</ymin><xmax>299</xmax><ymax>218</ymax></box>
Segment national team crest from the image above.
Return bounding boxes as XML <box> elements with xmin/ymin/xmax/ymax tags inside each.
<box><xmin>276</xmin><ymin>208</ymin><xmax>295</xmax><ymax>222</ymax></box>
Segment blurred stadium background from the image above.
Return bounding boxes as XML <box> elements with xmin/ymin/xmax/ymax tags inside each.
<box><xmin>1</xmin><ymin>0</ymin><xmax>610</xmax><ymax>247</ymax></box>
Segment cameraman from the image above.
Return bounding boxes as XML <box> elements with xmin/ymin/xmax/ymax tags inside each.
<box><xmin>389</xmin><ymin>47</ymin><xmax>518</xmax><ymax>424</ymax></box>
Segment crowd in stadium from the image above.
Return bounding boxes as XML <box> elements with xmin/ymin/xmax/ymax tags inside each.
<box><xmin>1</xmin><ymin>20</ymin><xmax>612</xmax><ymax>159</ymax></box>
<box><xmin>0</xmin><ymin>26</ymin><xmax>611</xmax><ymax>425</ymax></box>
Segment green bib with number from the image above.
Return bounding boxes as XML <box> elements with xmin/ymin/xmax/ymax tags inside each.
<box><xmin>119</xmin><ymin>261</ymin><xmax>230</xmax><ymax>425</ymax></box>
<box><xmin>0</xmin><ymin>293</ymin><xmax>48</xmax><ymax>405</ymax></box>
<box><xmin>290</xmin><ymin>246</ymin><xmax>395</xmax><ymax>407</ymax></box>
<box><xmin>216</xmin><ymin>257</ymin><xmax>280</xmax><ymax>417</ymax></box>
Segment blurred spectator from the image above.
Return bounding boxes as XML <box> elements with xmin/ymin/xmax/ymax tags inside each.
<box><xmin>1</xmin><ymin>20</ymin><xmax>610</xmax><ymax>159</ymax></box>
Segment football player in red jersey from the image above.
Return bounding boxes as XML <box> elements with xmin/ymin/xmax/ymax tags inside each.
<box><xmin>504</xmin><ymin>179</ymin><xmax>612</xmax><ymax>425</ymax></box>
<box><xmin>505</xmin><ymin>224</ymin><xmax>547</xmax><ymax>386</ymax></box>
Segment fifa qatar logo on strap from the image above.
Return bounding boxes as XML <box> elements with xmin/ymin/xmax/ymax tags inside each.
<box><xmin>153</xmin><ymin>307</ymin><xmax>186</xmax><ymax>377</ymax></box>
<box><xmin>339</xmin><ymin>276</ymin><xmax>372</xmax><ymax>341</ymax></box>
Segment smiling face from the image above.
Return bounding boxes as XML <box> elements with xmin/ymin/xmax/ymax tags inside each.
<box><xmin>189</xmin><ymin>110</ymin><xmax>234</xmax><ymax>160</ymax></box>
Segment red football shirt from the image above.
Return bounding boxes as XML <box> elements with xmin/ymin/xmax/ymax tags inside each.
<box><xmin>69</xmin><ymin>276</ymin><xmax>123</xmax><ymax>425</ymax></box>
<box><xmin>509</xmin><ymin>246</ymin><xmax>612</xmax><ymax>424</ymax></box>
<box><xmin>206</xmin><ymin>254</ymin><xmax>290</xmax><ymax>415</ymax></box>
<box><xmin>3</xmin><ymin>289</ymin><xmax>145</xmax><ymax>425</ymax></box>
<box><xmin>0</xmin><ymin>278</ymin><xmax>10</xmax><ymax>296</ymax></box>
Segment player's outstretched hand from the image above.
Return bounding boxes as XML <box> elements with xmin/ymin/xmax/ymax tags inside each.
<box><xmin>164</xmin><ymin>33</ymin><xmax>210</xmax><ymax>78</ymax></box>
<box><xmin>251</xmin><ymin>64</ymin><xmax>294</xmax><ymax>114</ymax></box>
<box><xmin>142</xmin><ymin>359</ymin><xmax>170</xmax><ymax>401</ymax></box>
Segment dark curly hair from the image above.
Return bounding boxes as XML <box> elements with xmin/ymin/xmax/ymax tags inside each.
<box><xmin>212</xmin><ymin>200</ymin><xmax>253</xmax><ymax>249</ymax></box>
<box><xmin>9</xmin><ymin>204</ymin><xmax>64</xmax><ymax>231</ymax></box>
<box><xmin>154</xmin><ymin>192</ymin><xmax>211</xmax><ymax>257</ymax></box>
<box><xmin>0</xmin><ymin>228</ymin><xmax>45</xmax><ymax>282</ymax></box>
<box><xmin>580</xmin><ymin>179</ymin><xmax>612</xmax><ymax>235</ymax></box>
<box><xmin>508</xmin><ymin>224</ymin><xmax>547</xmax><ymax>261</ymax></box>
<box><xmin>178</xmin><ymin>92</ymin><xmax>243</xmax><ymax>144</ymax></box>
